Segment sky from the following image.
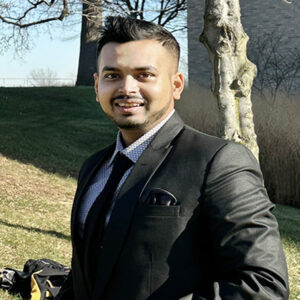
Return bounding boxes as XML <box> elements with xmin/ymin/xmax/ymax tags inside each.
<box><xmin>0</xmin><ymin>23</ymin><xmax>82</xmax><ymax>87</ymax></box>
<box><xmin>0</xmin><ymin>22</ymin><xmax>187</xmax><ymax>87</ymax></box>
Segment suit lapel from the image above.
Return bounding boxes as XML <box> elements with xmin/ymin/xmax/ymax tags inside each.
<box><xmin>92</xmin><ymin>112</ymin><xmax>184</xmax><ymax>299</ymax></box>
<box><xmin>71</xmin><ymin>145</ymin><xmax>115</xmax><ymax>247</ymax></box>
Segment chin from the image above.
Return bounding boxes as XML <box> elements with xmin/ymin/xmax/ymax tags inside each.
<box><xmin>110</xmin><ymin>114</ymin><xmax>145</xmax><ymax>128</ymax></box>
<box><xmin>116</xmin><ymin>122</ymin><xmax>148</xmax><ymax>130</ymax></box>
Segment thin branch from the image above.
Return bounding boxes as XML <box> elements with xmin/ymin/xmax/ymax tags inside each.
<box><xmin>140</xmin><ymin>0</ymin><xmax>146</xmax><ymax>19</ymax></box>
<box><xmin>19</xmin><ymin>1</ymin><xmax>52</xmax><ymax>22</ymax></box>
<box><xmin>124</xmin><ymin>0</ymin><xmax>134</xmax><ymax>11</ymax></box>
<box><xmin>0</xmin><ymin>0</ymin><xmax>187</xmax><ymax>41</ymax></box>
<box><xmin>0</xmin><ymin>0</ymin><xmax>69</xmax><ymax>28</ymax></box>
<box><xmin>161</xmin><ymin>0</ymin><xmax>186</xmax><ymax>26</ymax></box>
<box><xmin>158</xmin><ymin>0</ymin><xmax>165</xmax><ymax>24</ymax></box>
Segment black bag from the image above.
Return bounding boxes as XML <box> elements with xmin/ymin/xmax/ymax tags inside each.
<box><xmin>0</xmin><ymin>258</ymin><xmax>70</xmax><ymax>299</ymax></box>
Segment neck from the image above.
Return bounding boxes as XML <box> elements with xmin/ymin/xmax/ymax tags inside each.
<box><xmin>119</xmin><ymin>129</ymin><xmax>145</xmax><ymax>147</ymax></box>
<box><xmin>119</xmin><ymin>109</ymin><xmax>175</xmax><ymax>147</ymax></box>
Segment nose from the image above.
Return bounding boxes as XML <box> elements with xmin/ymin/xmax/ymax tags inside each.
<box><xmin>118</xmin><ymin>75</ymin><xmax>138</xmax><ymax>95</ymax></box>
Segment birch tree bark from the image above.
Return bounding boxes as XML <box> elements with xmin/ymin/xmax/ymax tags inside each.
<box><xmin>200</xmin><ymin>0</ymin><xmax>259</xmax><ymax>160</ymax></box>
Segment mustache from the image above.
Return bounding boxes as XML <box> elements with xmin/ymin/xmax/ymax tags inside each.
<box><xmin>111</xmin><ymin>95</ymin><xmax>146</xmax><ymax>102</ymax></box>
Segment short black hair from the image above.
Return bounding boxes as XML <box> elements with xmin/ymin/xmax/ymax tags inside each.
<box><xmin>96</xmin><ymin>16</ymin><xmax>180</xmax><ymax>67</ymax></box>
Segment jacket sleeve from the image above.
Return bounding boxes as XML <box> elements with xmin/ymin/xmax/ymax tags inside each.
<box><xmin>54</xmin><ymin>160</ymin><xmax>87</xmax><ymax>300</ymax></box>
<box><xmin>201</xmin><ymin>142</ymin><xmax>289</xmax><ymax>300</ymax></box>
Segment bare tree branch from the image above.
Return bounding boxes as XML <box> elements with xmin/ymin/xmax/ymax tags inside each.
<box><xmin>0</xmin><ymin>0</ymin><xmax>187</xmax><ymax>54</ymax></box>
<box><xmin>249</xmin><ymin>32</ymin><xmax>300</xmax><ymax>101</ymax></box>
<box><xmin>0</xmin><ymin>0</ymin><xmax>69</xmax><ymax>28</ymax></box>
<box><xmin>158</xmin><ymin>0</ymin><xmax>165</xmax><ymax>24</ymax></box>
<box><xmin>140</xmin><ymin>0</ymin><xmax>146</xmax><ymax>19</ymax></box>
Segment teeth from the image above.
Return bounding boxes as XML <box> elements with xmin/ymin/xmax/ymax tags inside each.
<box><xmin>118</xmin><ymin>103</ymin><xmax>141</xmax><ymax>107</ymax></box>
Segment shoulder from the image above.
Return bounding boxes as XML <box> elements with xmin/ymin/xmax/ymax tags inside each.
<box><xmin>178</xmin><ymin>124</ymin><xmax>261</xmax><ymax>182</ymax></box>
<box><xmin>181</xmin><ymin>124</ymin><xmax>226</xmax><ymax>148</ymax></box>
<box><xmin>181</xmin><ymin>124</ymin><xmax>257</xmax><ymax>163</ymax></box>
<box><xmin>177</xmin><ymin>124</ymin><xmax>231</xmax><ymax>162</ymax></box>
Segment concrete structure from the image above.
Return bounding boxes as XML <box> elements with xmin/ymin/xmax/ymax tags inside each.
<box><xmin>187</xmin><ymin>0</ymin><xmax>300</xmax><ymax>90</ymax></box>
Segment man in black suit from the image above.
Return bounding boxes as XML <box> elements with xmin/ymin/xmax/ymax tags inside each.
<box><xmin>57</xmin><ymin>16</ymin><xmax>289</xmax><ymax>299</ymax></box>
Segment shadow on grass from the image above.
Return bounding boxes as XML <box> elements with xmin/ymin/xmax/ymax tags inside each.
<box><xmin>0</xmin><ymin>87</ymin><xmax>117</xmax><ymax>178</ymax></box>
<box><xmin>0</xmin><ymin>219</ymin><xmax>70</xmax><ymax>241</ymax></box>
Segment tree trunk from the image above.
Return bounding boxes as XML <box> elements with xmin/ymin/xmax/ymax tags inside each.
<box><xmin>76</xmin><ymin>1</ymin><xmax>102</xmax><ymax>86</ymax></box>
<box><xmin>200</xmin><ymin>0</ymin><xmax>259</xmax><ymax>160</ymax></box>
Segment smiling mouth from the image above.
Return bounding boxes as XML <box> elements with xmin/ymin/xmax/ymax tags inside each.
<box><xmin>115</xmin><ymin>102</ymin><xmax>144</xmax><ymax>108</ymax></box>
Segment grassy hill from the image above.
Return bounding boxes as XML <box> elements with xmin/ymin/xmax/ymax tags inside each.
<box><xmin>0</xmin><ymin>87</ymin><xmax>117</xmax><ymax>177</ymax></box>
<box><xmin>0</xmin><ymin>87</ymin><xmax>299</xmax><ymax>298</ymax></box>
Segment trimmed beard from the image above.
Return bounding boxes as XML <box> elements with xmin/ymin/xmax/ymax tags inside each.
<box><xmin>111</xmin><ymin>102</ymin><xmax>171</xmax><ymax>132</ymax></box>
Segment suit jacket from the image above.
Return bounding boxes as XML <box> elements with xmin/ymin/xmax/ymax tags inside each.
<box><xmin>57</xmin><ymin>112</ymin><xmax>289</xmax><ymax>300</ymax></box>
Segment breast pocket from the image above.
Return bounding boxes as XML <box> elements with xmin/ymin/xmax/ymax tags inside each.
<box><xmin>135</xmin><ymin>203</ymin><xmax>181</xmax><ymax>217</ymax></box>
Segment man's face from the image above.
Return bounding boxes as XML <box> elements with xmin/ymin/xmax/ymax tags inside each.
<box><xmin>94</xmin><ymin>40</ymin><xmax>184</xmax><ymax>137</ymax></box>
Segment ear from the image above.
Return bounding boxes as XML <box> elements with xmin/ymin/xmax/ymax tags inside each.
<box><xmin>93</xmin><ymin>73</ymin><xmax>99</xmax><ymax>102</ymax></box>
<box><xmin>172</xmin><ymin>72</ymin><xmax>184</xmax><ymax>101</ymax></box>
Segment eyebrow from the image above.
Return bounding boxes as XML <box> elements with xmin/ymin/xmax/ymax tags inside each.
<box><xmin>135</xmin><ymin>66</ymin><xmax>158</xmax><ymax>72</ymax></box>
<box><xmin>101</xmin><ymin>66</ymin><xmax>119</xmax><ymax>73</ymax></box>
<box><xmin>101</xmin><ymin>65</ymin><xmax>158</xmax><ymax>73</ymax></box>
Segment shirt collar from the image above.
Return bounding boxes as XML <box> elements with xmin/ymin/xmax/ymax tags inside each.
<box><xmin>109</xmin><ymin>109</ymin><xmax>175</xmax><ymax>165</ymax></box>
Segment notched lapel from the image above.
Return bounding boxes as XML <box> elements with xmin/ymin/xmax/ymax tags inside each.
<box><xmin>92</xmin><ymin>113</ymin><xmax>185</xmax><ymax>300</ymax></box>
<box><xmin>71</xmin><ymin>145</ymin><xmax>115</xmax><ymax>241</ymax></box>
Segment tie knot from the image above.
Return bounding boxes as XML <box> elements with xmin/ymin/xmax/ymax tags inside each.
<box><xmin>113</xmin><ymin>152</ymin><xmax>134</xmax><ymax>173</ymax></box>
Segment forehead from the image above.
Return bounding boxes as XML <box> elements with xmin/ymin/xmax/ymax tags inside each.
<box><xmin>98</xmin><ymin>40</ymin><xmax>174</xmax><ymax>71</ymax></box>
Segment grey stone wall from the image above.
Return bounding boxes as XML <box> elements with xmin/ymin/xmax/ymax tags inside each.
<box><xmin>187</xmin><ymin>0</ymin><xmax>300</xmax><ymax>90</ymax></box>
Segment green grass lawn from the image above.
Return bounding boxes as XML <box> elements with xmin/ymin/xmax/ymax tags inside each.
<box><xmin>0</xmin><ymin>87</ymin><xmax>117</xmax><ymax>177</ymax></box>
<box><xmin>0</xmin><ymin>87</ymin><xmax>299</xmax><ymax>299</ymax></box>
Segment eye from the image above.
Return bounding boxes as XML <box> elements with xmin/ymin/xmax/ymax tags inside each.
<box><xmin>103</xmin><ymin>73</ymin><xmax>120</xmax><ymax>80</ymax></box>
<box><xmin>137</xmin><ymin>72</ymin><xmax>155</xmax><ymax>81</ymax></box>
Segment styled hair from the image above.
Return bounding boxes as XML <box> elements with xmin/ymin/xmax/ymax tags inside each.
<box><xmin>96</xmin><ymin>16</ymin><xmax>180</xmax><ymax>67</ymax></box>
